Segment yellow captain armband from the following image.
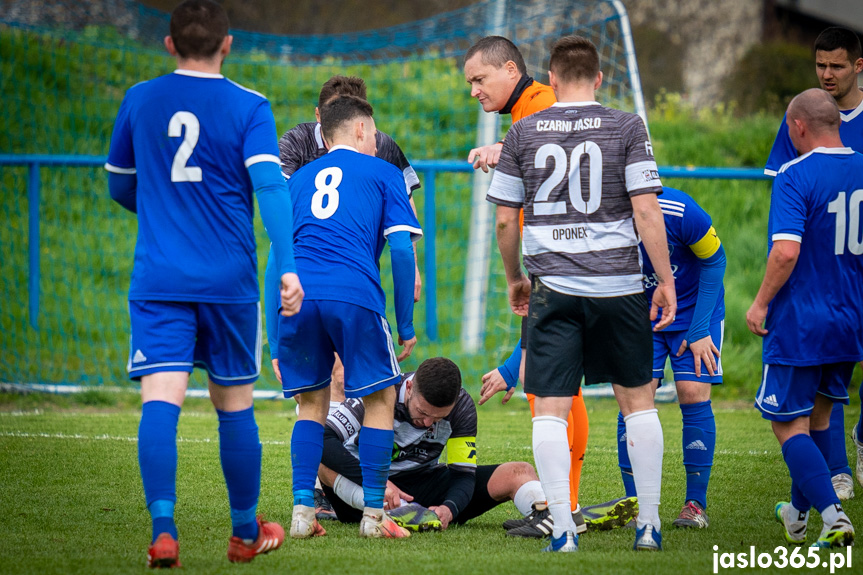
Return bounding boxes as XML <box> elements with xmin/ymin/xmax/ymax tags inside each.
<box><xmin>690</xmin><ymin>226</ymin><xmax>721</xmax><ymax>259</ymax></box>
<box><xmin>446</xmin><ymin>436</ymin><xmax>477</xmax><ymax>467</ymax></box>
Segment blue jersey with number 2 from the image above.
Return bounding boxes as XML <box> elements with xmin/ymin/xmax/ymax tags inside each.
<box><xmin>287</xmin><ymin>146</ymin><xmax>422</xmax><ymax>316</ymax></box>
<box><xmin>765</xmin><ymin>147</ymin><xmax>863</xmax><ymax>365</ymax></box>
<box><xmin>105</xmin><ymin>70</ymin><xmax>282</xmax><ymax>303</ymax></box>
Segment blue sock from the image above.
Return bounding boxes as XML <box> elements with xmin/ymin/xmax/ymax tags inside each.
<box><xmin>359</xmin><ymin>426</ymin><xmax>394</xmax><ymax>510</ymax></box>
<box><xmin>827</xmin><ymin>403</ymin><xmax>852</xmax><ymax>476</ymax></box>
<box><xmin>681</xmin><ymin>400</ymin><xmax>715</xmax><ymax>509</ymax></box>
<box><xmin>617</xmin><ymin>411</ymin><xmax>637</xmax><ymax>498</ymax></box>
<box><xmin>291</xmin><ymin>420</ymin><xmax>324</xmax><ymax>508</ymax></box>
<box><xmin>782</xmin><ymin>434</ymin><xmax>839</xmax><ymax>514</ymax></box>
<box><xmin>217</xmin><ymin>407</ymin><xmax>261</xmax><ymax>541</ymax></box>
<box><xmin>138</xmin><ymin>401</ymin><xmax>180</xmax><ymax>543</ymax></box>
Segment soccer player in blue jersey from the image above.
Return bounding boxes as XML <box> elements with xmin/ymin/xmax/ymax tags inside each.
<box><xmin>276</xmin><ymin>95</ymin><xmax>422</xmax><ymax>540</ymax></box>
<box><xmin>747</xmin><ymin>88</ymin><xmax>863</xmax><ymax>548</ymax></box>
<box><xmin>764</xmin><ymin>27</ymin><xmax>863</xmax><ymax>501</ymax></box>
<box><xmin>614</xmin><ymin>187</ymin><xmax>725</xmax><ymax>529</ymax></box>
<box><xmin>104</xmin><ymin>0</ymin><xmax>301</xmax><ymax>568</ymax></box>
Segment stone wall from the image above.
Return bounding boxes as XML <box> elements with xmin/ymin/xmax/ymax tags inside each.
<box><xmin>623</xmin><ymin>0</ymin><xmax>765</xmax><ymax>107</ymax></box>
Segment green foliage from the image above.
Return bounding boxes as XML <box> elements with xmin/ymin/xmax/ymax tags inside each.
<box><xmin>725</xmin><ymin>42</ymin><xmax>814</xmax><ymax>116</ymax></box>
<box><xmin>0</xmin><ymin>397</ymin><xmax>861</xmax><ymax>573</ymax></box>
<box><xmin>0</xmin><ymin>27</ymin><xmax>817</xmax><ymax>395</ymax></box>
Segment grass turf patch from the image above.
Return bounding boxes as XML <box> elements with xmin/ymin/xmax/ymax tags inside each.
<box><xmin>0</xmin><ymin>394</ymin><xmax>860</xmax><ymax>574</ymax></box>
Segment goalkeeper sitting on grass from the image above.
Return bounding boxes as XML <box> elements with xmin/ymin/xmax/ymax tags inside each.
<box><xmin>316</xmin><ymin>357</ymin><xmax>549</xmax><ymax>532</ymax></box>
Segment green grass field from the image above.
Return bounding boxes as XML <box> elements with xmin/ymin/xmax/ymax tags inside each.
<box><xmin>1</xmin><ymin>391</ymin><xmax>861</xmax><ymax>574</ymax></box>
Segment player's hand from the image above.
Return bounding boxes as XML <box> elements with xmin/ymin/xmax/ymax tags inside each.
<box><xmin>467</xmin><ymin>143</ymin><xmax>504</xmax><ymax>173</ymax></box>
<box><xmin>397</xmin><ymin>336</ymin><xmax>417</xmax><ymax>362</ymax></box>
<box><xmin>479</xmin><ymin>368</ymin><xmax>516</xmax><ymax>406</ymax></box>
<box><xmin>746</xmin><ymin>300</ymin><xmax>769</xmax><ymax>336</ymax></box>
<box><xmin>414</xmin><ymin>262</ymin><xmax>422</xmax><ymax>303</ymax></box>
<box><xmin>650</xmin><ymin>282</ymin><xmax>677</xmax><ymax>331</ymax></box>
<box><xmin>508</xmin><ymin>274</ymin><xmax>531</xmax><ymax>317</ymax></box>
<box><xmin>271</xmin><ymin>358</ymin><xmax>282</xmax><ymax>384</ymax></box>
<box><xmin>676</xmin><ymin>335</ymin><xmax>720</xmax><ymax>377</ymax></box>
<box><xmin>384</xmin><ymin>480</ymin><xmax>413</xmax><ymax>511</ymax></box>
<box><xmin>280</xmin><ymin>272</ymin><xmax>304</xmax><ymax>316</ymax></box>
<box><xmin>429</xmin><ymin>505</ymin><xmax>453</xmax><ymax>530</ymax></box>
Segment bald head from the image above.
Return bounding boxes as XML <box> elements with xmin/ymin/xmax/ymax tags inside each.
<box><xmin>787</xmin><ymin>88</ymin><xmax>841</xmax><ymax>135</ymax></box>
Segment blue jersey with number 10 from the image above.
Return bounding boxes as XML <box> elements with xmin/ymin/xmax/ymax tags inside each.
<box><xmin>288</xmin><ymin>146</ymin><xmax>422</xmax><ymax>316</ymax></box>
<box><xmin>105</xmin><ymin>70</ymin><xmax>282</xmax><ymax>303</ymax></box>
<box><xmin>765</xmin><ymin>147</ymin><xmax>863</xmax><ymax>365</ymax></box>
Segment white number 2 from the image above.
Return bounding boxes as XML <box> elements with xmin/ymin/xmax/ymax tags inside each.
<box><xmin>168</xmin><ymin>112</ymin><xmax>202</xmax><ymax>182</ymax></box>
<box><xmin>312</xmin><ymin>167</ymin><xmax>342</xmax><ymax>219</ymax></box>
<box><xmin>827</xmin><ymin>189</ymin><xmax>863</xmax><ymax>255</ymax></box>
<box><xmin>533</xmin><ymin>142</ymin><xmax>603</xmax><ymax>216</ymax></box>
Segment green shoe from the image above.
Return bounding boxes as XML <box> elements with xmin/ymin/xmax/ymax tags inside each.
<box><xmin>812</xmin><ymin>516</ymin><xmax>854</xmax><ymax>549</ymax></box>
<box><xmin>583</xmin><ymin>496</ymin><xmax>639</xmax><ymax>531</ymax></box>
<box><xmin>774</xmin><ymin>501</ymin><xmax>807</xmax><ymax>545</ymax></box>
<box><xmin>388</xmin><ymin>503</ymin><xmax>442</xmax><ymax>532</ymax></box>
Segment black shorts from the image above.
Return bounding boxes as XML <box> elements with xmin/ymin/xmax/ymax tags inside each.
<box><xmin>321</xmin><ymin>460</ymin><xmax>502</xmax><ymax>525</ymax></box>
<box><xmin>523</xmin><ymin>278</ymin><xmax>652</xmax><ymax>397</ymax></box>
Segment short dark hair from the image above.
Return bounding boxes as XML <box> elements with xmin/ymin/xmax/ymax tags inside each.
<box><xmin>169</xmin><ymin>0</ymin><xmax>229</xmax><ymax>59</ymax></box>
<box><xmin>814</xmin><ymin>27</ymin><xmax>862</xmax><ymax>63</ymax></box>
<box><xmin>464</xmin><ymin>36</ymin><xmax>527</xmax><ymax>76</ymax></box>
<box><xmin>318</xmin><ymin>76</ymin><xmax>368</xmax><ymax>110</ymax></box>
<box><xmin>549</xmin><ymin>35</ymin><xmax>600</xmax><ymax>83</ymax></box>
<box><xmin>414</xmin><ymin>357</ymin><xmax>462</xmax><ymax>408</ymax></box>
<box><xmin>319</xmin><ymin>95</ymin><xmax>374</xmax><ymax>142</ymax></box>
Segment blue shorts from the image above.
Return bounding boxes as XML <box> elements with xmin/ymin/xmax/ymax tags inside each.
<box><xmin>754</xmin><ymin>362</ymin><xmax>854</xmax><ymax>422</ymax></box>
<box><xmin>128</xmin><ymin>300</ymin><xmax>261</xmax><ymax>386</ymax></box>
<box><xmin>277</xmin><ymin>300</ymin><xmax>401</xmax><ymax>399</ymax></box>
<box><xmin>653</xmin><ymin>320</ymin><xmax>724</xmax><ymax>385</ymax></box>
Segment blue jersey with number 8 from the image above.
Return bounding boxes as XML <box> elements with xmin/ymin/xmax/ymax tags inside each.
<box><xmin>286</xmin><ymin>146</ymin><xmax>422</xmax><ymax>316</ymax></box>
<box><xmin>765</xmin><ymin>147</ymin><xmax>863</xmax><ymax>365</ymax></box>
<box><xmin>105</xmin><ymin>70</ymin><xmax>281</xmax><ymax>303</ymax></box>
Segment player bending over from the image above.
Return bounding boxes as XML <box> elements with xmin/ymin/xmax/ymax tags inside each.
<box><xmin>318</xmin><ymin>357</ymin><xmax>549</xmax><ymax>533</ymax></box>
<box><xmin>616</xmin><ymin>187</ymin><xmax>726</xmax><ymax>529</ymax></box>
<box><xmin>747</xmin><ymin>88</ymin><xmax>862</xmax><ymax>549</ymax></box>
<box><xmin>764</xmin><ymin>27</ymin><xmax>863</xmax><ymax>500</ymax></box>
<box><xmin>487</xmin><ymin>35</ymin><xmax>676</xmax><ymax>552</ymax></box>
<box><xmin>105</xmin><ymin>0</ymin><xmax>301</xmax><ymax>567</ymax></box>
<box><xmin>276</xmin><ymin>95</ymin><xmax>422</xmax><ymax>540</ymax></box>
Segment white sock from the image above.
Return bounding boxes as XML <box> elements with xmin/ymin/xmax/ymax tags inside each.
<box><xmin>332</xmin><ymin>474</ymin><xmax>365</xmax><ymax>510</ymax></box>
<box><xmin>533</xmin><ymin>416</ymin><xmax>575</xmax><ymax>538</ymax></box>
<box><xmin>625</xmin><ymin>409</ymin><xmax>663</xmax><ymax>530</ymax></box>
<box><xmin>513</xmin><ymin>480</ymin><xmax>545</xmax><ymax>516</ymax></box>
<box><xmin>328</xmin><ymin>401</ymin><xmax>341</xmax><ymax>415</ymax></box>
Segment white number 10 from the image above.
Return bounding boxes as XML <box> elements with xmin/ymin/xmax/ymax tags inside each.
<box><xmin>827</xmin><ymin>189</ymin><xmax>863</xmax><ymax>255</ymax></box>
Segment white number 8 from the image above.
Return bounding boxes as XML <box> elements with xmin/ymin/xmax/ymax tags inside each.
<box><xmin>312</xmin><ymin>167</ymin><xmax>342</xmax><ymax>219</ymax></box>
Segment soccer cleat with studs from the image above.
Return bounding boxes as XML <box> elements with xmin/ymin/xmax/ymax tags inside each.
<box><xmin>633</xmin><ymin>524</ymin><xmax>662</xmax><ymax>551</ymax></box>
<box><xmin>831</xmin><ymin>473</ymin><xmax>855</xmax><ymax>501</ymax></box>
<box><xmin>290</xmin><ymin>504</ymin><xmax>327</xmax><ymax>539</ymax></box>
<box><xmin>853</xmin><ymin>425</ymin><xmax>863</xmax><ymax>487</ymax></box>
<box><xmin>147</xmin><ymin>533</ymin><xmax>180</xmax><ymax>569</ymax></box>
<box><xmin>774</xmin><ymin>501</ymin><xmax>807</xmax><ymax>545</ymax></box>
<box><xmin>583</xmin><ymin>496</ymin><xmax>639</xmax><ymax>531</ymax></box>
<box><xmin>227</xmin><ymin>517</ymin><xmax>285</xmax><ymax>563</ymax></box>
<box><xmin>314</xmin><ymin>487</ymin><xmax>339</xmax><ymax>520</ymax></box>
<box><xmin>672</xmin><ymin>500</ymin><xmax>709</xmax><ymax>528</ymax></box>
<box><xmin>812</xmin><ymin>506</ymin><xmax>854</xmax><ymax>549</ymax></box>
<box><xmin>541</xmin><ymin>531</ymin><xmax>578</xmax><ymax>553</ymax></box>
<box><xmin>358</xmin><ymin>511</ymin><xmax>411</xmax><ymax>538</ymax></box>
<box><xmin>388</xmin><ymin>502</ymin><xmax>442</xmax><ymax>532</ymax></box>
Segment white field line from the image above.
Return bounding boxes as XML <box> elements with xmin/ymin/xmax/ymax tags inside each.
<box><xmin>0</xmin><ymin>409</ymin><xmax>296</xmax><ymax>418</ymax></box>
<box><xmin>0</xmin><ymin>430</ymin><xmax>777</xmax><ymax>456</ymax></box>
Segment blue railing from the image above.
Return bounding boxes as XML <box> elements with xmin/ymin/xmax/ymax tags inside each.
<box><xmin>0</xmin><ymin>154</ymin><xmax>770</xmax><ymax>340</ymax></box>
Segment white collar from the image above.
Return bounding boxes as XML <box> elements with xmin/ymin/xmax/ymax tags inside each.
<box><xmin>327</xmin><ymin>145</ymin><xmax>359</xmax><ymax>153</ymax></box>
<box><xmin>173</xmin><ymin>69</ymin><xmax>223</xmax><ymax>79</ymax></box>
<box><xmin>551</xmin><ymin>101</ymin><xmax>601</xmax><ymax>107</ymax></box>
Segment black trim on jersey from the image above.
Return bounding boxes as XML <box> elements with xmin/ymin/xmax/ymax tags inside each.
<box><xmin>499</xmin><ymin>75</ymin><xmax>534</xmax><ymax>116</ymax></box>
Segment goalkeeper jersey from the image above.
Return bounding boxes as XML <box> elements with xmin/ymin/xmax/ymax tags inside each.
<box><xmin>326</xmin><ymin>373</ymin><xmax>478</xmax><ymax>475</ymax></box>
